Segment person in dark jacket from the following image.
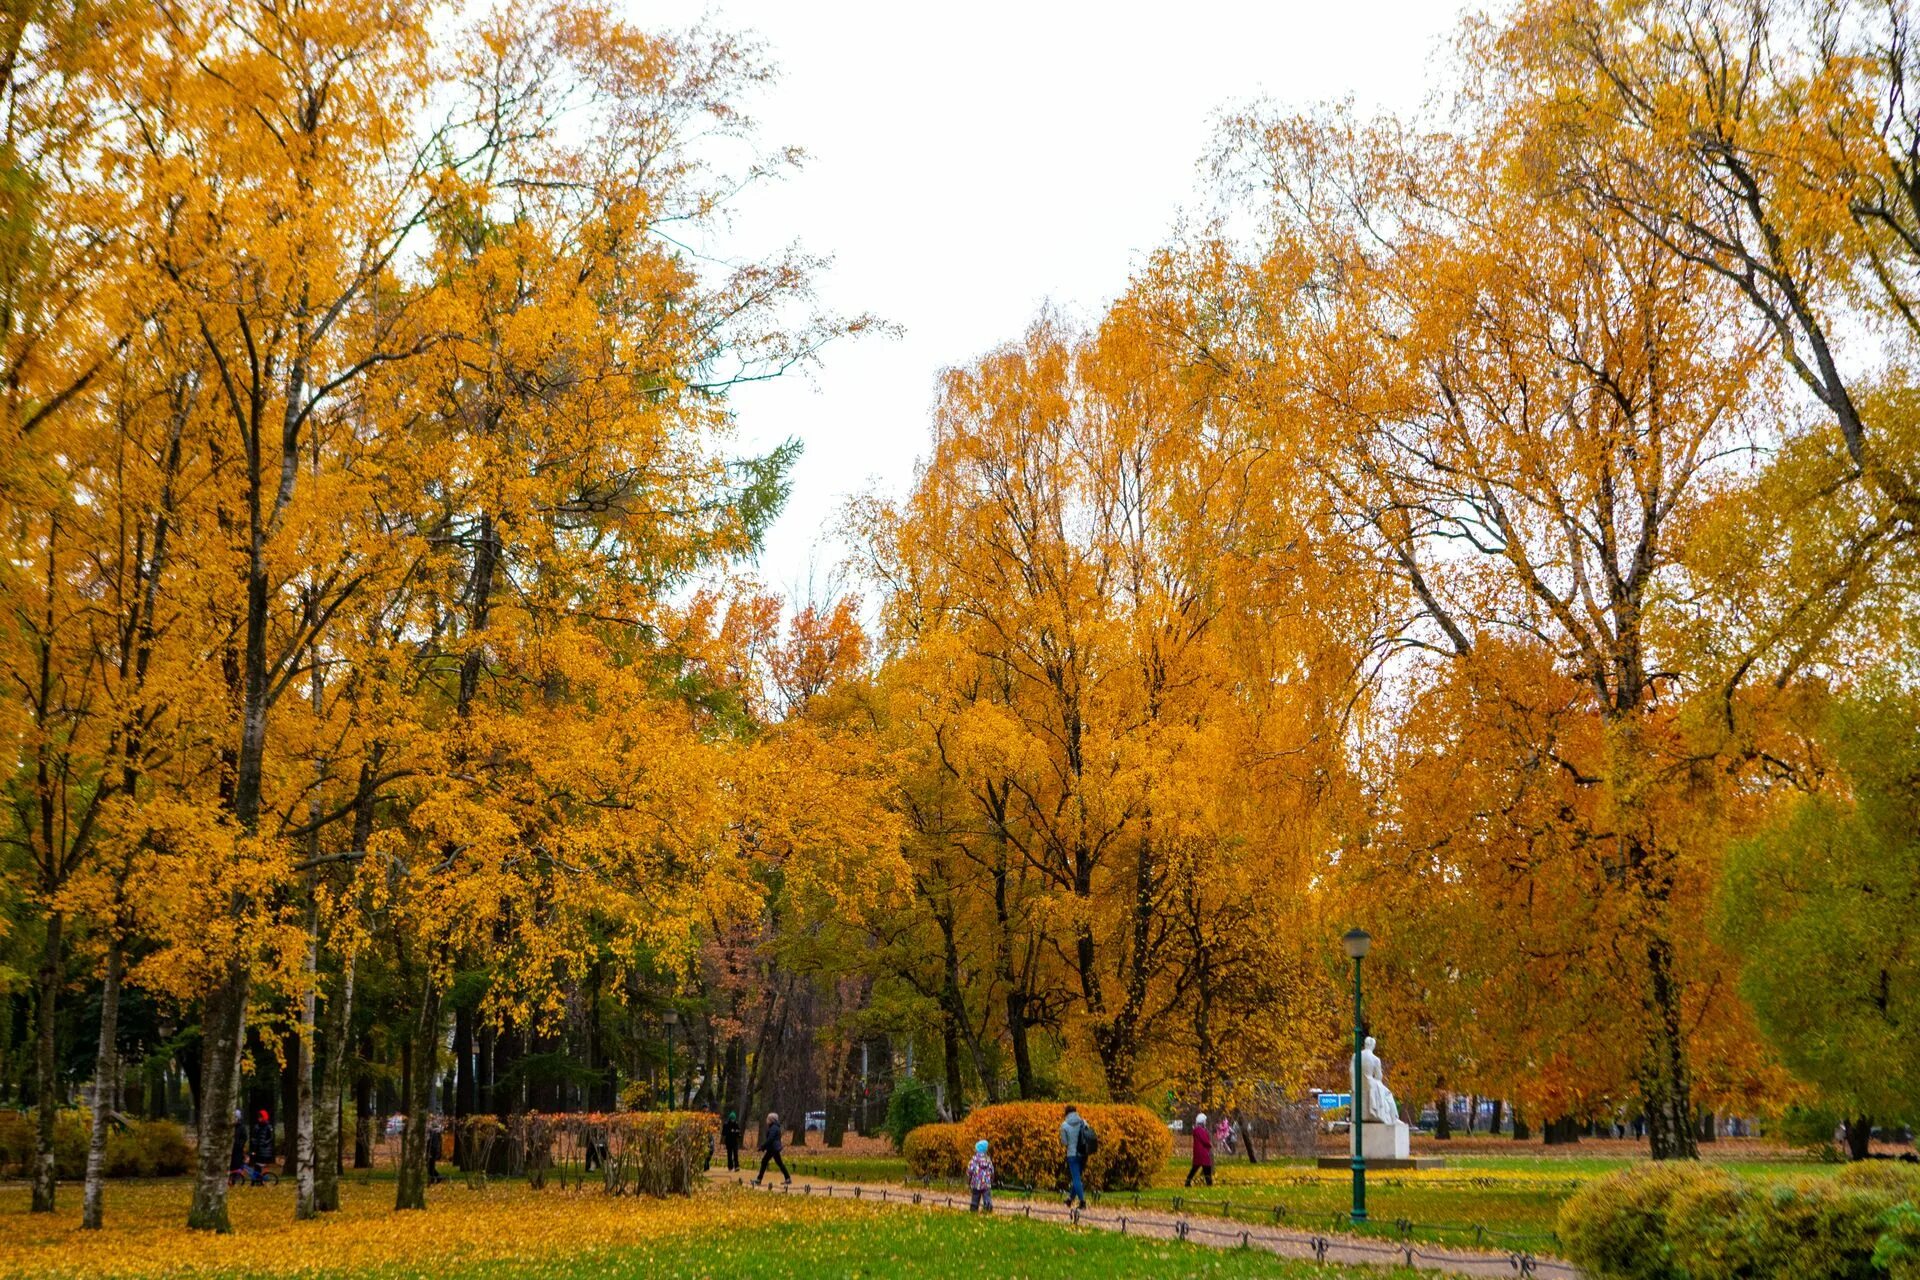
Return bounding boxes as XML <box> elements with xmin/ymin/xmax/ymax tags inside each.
<box><xmin>721</xmin><ymin>1111</ymin><xmax>743</xmax><ymax>1171</ymax></box>
<box><xmin>1185</xmin><ymin>1111</ymin><xmax>1214</xmax><ymax>1187</ymax></box>
<box><xmin>752</xmin><ymin>1111</ymin><xmax>790</xmax><ymax>1186</ymax></box>
<box><xmin>249</xmin><ymin>1109</ymin><xmax>276</xmax><ymax>1167</ymax></box>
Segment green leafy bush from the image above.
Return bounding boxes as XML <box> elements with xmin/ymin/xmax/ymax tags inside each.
<box><xmin>903</xmin><ymin>1121</ymin><xmax>968</xmax><ymax>1180</ymax></box>
<box><xmin>1778</xmin><ymin>1105</ymin><xmax>1846</xmax><ymax>1161</ymax></box>
<box><xmin>1732</xmin><ymin>1178</ymin><xmax>1891</xmax><ymax>1280</ymax></box>
<box><xmin>1875</xmin><ymin>1202</ymin><xmax>1920</xmax><ymax>1280</ymax></box>
<box><xmin>1661</xmin><ymin>1168</ymin><xmax>1757</xmax><ymax>1280</ymax></box>
<box><xmin>884</xmin><ymin>1078</ymin><xmax>940</xmax><ymax>1153</ymax></box>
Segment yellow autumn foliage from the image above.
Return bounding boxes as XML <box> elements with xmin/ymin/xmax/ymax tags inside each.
<box><xmin>0</xmin><ymin>1181</ymin><xmax>889</xmax><ymax>1280</ymax></box>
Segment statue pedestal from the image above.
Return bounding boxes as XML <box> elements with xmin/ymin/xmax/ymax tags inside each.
<box><xmin>1316</xmin><ymin>1120</ymin><xmax>1444</xmax><ymax>1170</ymax></box>
<box><xmin>1356</xmin><ymin>1119</ymin><xmax>1410</xmax><ymax>1160</ymax></box>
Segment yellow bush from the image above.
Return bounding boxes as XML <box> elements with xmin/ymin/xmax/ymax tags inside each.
<box><xmin>902</xmin><ymin>1122</ymin><xmax>968</xmax><ymax>1181</ymax></box>
<box><xmin>1564</xmin><ymin>1162</ymin><xmax>1918</xmax><ymax>1280</ymax></box>
<box><xmin>957</xmin><ymin>1102</ymin><xmax>1168</xmax><ymax>1193</ymax></box>
<box><xmin>1556</xmin><ymin>1163</ymin><xmax>1704</xmax><ymax>1280</ymax></box>
<box><xmin>1835</xmin><ymin>1160</ymin><xmax>1920</xmax><ymax>1196</ymax></box>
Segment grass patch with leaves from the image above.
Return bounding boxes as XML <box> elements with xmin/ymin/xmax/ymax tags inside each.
<box><xmin>0</xmin><ymin>1178</ymin><xmax>1412</xmax><ymax>1279</ymax></box>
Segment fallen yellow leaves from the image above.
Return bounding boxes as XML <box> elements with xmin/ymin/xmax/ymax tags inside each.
<box><xmin>0</xmin><ymin>1181</ymin><xmax>888</xmax><ymax>1279</ymax></box>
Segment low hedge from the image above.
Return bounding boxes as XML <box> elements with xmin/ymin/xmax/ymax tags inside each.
<box><xmin>903</xmin><ymin>1122</ymin><xmax>968</xmax><ymax>1181</ymax></box>
<box><xmin>1559</xmin><ymin>1162</ymin><xmax>1920</xmax><ymax>1280</ymax></box>
<box><xmin>0</xmin><ymin>1111</ymin><xmax>192</xmax><ymax>1179</ymax></box>
<box><xmin>906</xmin><ymin>1102</ymin><xmax>1170</xmax><ymax>1194</ymax></box>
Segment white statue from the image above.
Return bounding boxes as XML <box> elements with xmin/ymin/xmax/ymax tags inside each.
<box><xmin>1353</xmin><ymin>1036</ymin><xmax>1400</xmax><ymax>1125</ymax></box>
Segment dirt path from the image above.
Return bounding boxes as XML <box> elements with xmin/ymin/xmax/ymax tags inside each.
<box><xmin>716</xmin><ymin>1173</ymin><xmax>1580</xmax><ymax>1278</ymax></box>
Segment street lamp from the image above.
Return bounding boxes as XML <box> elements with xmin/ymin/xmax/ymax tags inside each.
<box><xmin>1342</xmin><ymin>928</ymin><xmax>1372</xmax><ymax>1225</ymax></box>
<box><xmin>663</xmin><ymin>1010</ymin><xmax>679</xmax><ymax>1110</ymax></box>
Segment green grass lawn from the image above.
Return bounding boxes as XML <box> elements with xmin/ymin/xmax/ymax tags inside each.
<box><xmin>452</xmin><ymin>1211</ymin><xmax>1419</xmax><ymax>1280</ymax></box>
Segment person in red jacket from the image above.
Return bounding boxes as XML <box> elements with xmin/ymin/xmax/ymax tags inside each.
<box><xmin>1185</xmin><ymin>1111</ymin><xmax>1214</xmax><ymax>1187</ymax></box>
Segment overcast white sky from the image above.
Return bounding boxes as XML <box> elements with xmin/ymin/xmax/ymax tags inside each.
<box><xmin>637</xmin><ymin>1</ymin><xmax>1478</xmax><ymax>598</ymax></box>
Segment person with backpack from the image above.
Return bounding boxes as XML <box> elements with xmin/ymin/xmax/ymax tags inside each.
<box><xmin>1059</xmin><ymin>1105</ymin><xmax>1094</xmax><ymax>1209</ymax></box>
<box><xmin>753</xmin><ymin>1110</ymin><xmax>790</xmax><ymax>1186</ymax></box>
<box><xmin>1186</xmin><ymin>1111</ymin><xmax>1214</xmax><ymax>1187</ymax></box>
<box><xmin>966</xmin><ymin>1139</ymin><xmax>995</xmax><ymax>1213</ymax></box>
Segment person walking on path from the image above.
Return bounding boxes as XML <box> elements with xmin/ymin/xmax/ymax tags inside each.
<box><xmin>722</xmin><ymin>1111</ymin><xmax>743</xmax><ymax>1171</ymax></box>
<box><xmin>966</xmin><ymin>1139</ymin><xmax>995</xmax><ymax>1213</ymax></box>
<box><xmin>1215</xmin><ymin>1113</ymin><xmax>1234</xmax><ymax>1157</ymax></box>
<box><xmin>1186</xmin><ymin>1111</ymin><xmax>1215</xmax><ymax>1187</ymax></box>
<box><xmin>753</xmin><ymin>1111</ymin><xmax>791</xmax><ymax>1186</ymax></box>
<box><xmin>1059</xmin><ymin>1105</ymin><xmax>1091</xmax><ymax>1210</ymax></box>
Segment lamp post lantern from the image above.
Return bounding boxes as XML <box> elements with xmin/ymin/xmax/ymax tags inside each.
<box><xmin>663</xmin><ymin>1010</ymin><xmax>679</xmax><ymax>1109</ymax></box>
<box><xmin>1342</xmin><ymin>928</ymin><xmax>1372</xmax><ymax>1224</ymax></box>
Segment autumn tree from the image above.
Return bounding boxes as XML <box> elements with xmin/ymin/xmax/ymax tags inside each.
<box><xmin>1719</xmin><ymin>683</ymin><xmax>1920</xmax><ymax>1157</ymax></box>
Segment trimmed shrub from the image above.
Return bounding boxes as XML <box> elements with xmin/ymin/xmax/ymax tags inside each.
<box><xmin>903</xmin><ymin>1122</ymin><xmax>968</xmax><ymax>1181</ymax></box>
<box><xmin>957</xmin><ymin>1102</ymin><xmax>1169</xmax><ymax>1193</ymax></box>
<box><xmin>1082</xmin><ymin>1104</ymin><xmax>1172</xmax><ymax>1192</ymax></box>
<box><xmin>1735</xmin><ymin>1177</ymin><xmax>1891</xmax><ymax>1280</ymax></box>
<box><xmin>1557</xmin><ymin>1163</ymin><xmax>1705</xmax><ymax>1280</ymax></box>
<box><xmin>1567</xmin><ymin>1162</ymin><xmax>1920</xmax><ymax>1280</ymax></box>
<box><xmin>0</xmin><ymin>1111</ymin><xmax>191</xmax><ymax>1179</ymax></box>
<box><xmin>0</xmin><ymin>1110</ymin><xmax>33</xmax><ymax>1176</ymax></box>
<box><xmin>1835</xmin><ymin>1160</ymin><xmax>1920</xmax><ymax>1197</ymax></box>
<box><xmin>104</xmin><ymin>1120</ymin><xmax>193</xmax><ymax>1178</ymax></box>
<box><xmin>1663</xmin><ymin>1170</ymin><xmax>1761</xmax><ymax>1280</ymax></box>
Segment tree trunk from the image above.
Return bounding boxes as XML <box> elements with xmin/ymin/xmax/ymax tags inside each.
<box><xmin>353</xmin><ymin>1040</ymin><xmax>373</xmax><ymax>1169</ymax></box>
<box><xmin>1491</xmin><ymin>1099</ymin><xmax>1504</xmax><ymax>1137</ymax></box>
<box><xmin>453</xmin><ymin>1004</ymin><xmax>473</xmax><ymax>1167</ymax></box>
<box><xmin>314</xmin><ymin>951</ymin><xmax>355</xmax><ymax>1211</ymax></box>
<box><xmin>1544</xmin><ymin>1115</ymin><xmax>1581</xmax><ymax>1145</ymax></box>
<box><xmin>1637</xmin><ymin>933</ymin><xmax>1699</xmax><ymax>1160</ymax></box>
<box><xmin>280</xmin><ymin>1033</ymin><xmax>299</xmax><ymax>1176</ymax></box>
<box><xmin>1512</xmin><ymin>1109</ymin><xmax>1530</xmax><ymax>1141</ymax></box>
<box><xmin>187</xmin><ymin>963</ymin><xmax>250</xmax><ymax>1232</ymax></box>
<box><xmin>1847</xmin><ymin>1116</ymin><xmax>1874</xmax><ymax>1161</ymax></box>
<box><xmin>1434</xmin><ymin>1095</ymin><xmax>1452</xmax><ymax>1140</ymax></box>
<box><xmin>294</xmin><ymin>933</ymin><xmax>319</xmax><ymax>1219</ymax></box>
<box><xmin>1006</xmin><ymin>990</ymin><xmax>1035</xmax><ymax>1099</ymax></box>
<box><xmin>940</xmin><ymin>1008</ymin><xmax>964</xmax><ymax>1122</ymax></box>
<box><xmin>31</xmin><ymin>909</ymin><xmax>63</xmax><ymax>1213</ymax></box>
<box><xmin>395</xmin><ymin>982</ymin><xmax>441</xmax><ymax>1210</ymax></box>
<box><xmin>82</xmin><ymin>940</ymin><xmax>123</xmax><ymax>1229</ymax></box>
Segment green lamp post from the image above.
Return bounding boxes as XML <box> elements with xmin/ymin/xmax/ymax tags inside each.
<box><xmin>1343</xmin><ymin>928</ymin><xmax>1372</xmax><ymax>1224</ymax></box>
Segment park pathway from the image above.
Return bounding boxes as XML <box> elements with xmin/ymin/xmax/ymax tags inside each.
<box><xmin>719</xmin><ymin>1172</ymin><xmax>1581</xmax><ymax>1278</ymax></box>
